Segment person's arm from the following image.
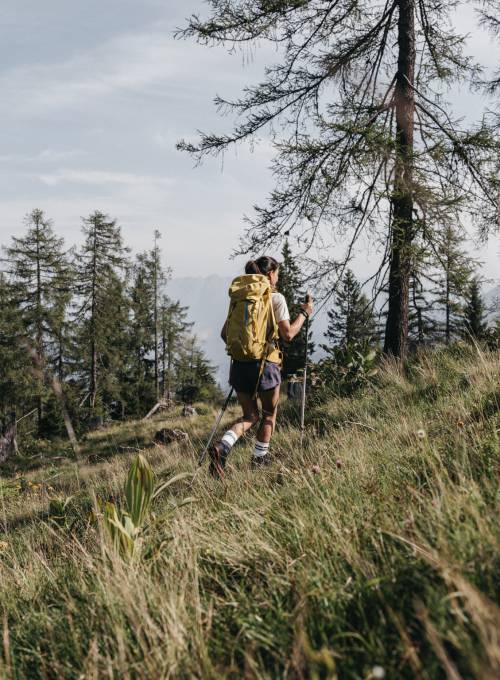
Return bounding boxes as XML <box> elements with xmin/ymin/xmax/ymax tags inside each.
<box><xmin>221</xmin><ymin>320</ymin><xmax>228</xmax><ymax>342</ymax></box>
<box><xmin>278</xmin><ymin>299</ymin><xmax>313</xmax><ymax>342</ymax></box>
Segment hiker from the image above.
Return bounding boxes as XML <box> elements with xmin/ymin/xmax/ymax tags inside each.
<box><xmin>209</xmin><ymin>256</ymin><xmax>313</xmax><ymax>477</ymax></box>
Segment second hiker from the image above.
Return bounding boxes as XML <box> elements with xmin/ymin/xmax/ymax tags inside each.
<box><xmin>209</xmin><ymin>256</ymin><xmax>313</xmax><ymax>477</ymax></box>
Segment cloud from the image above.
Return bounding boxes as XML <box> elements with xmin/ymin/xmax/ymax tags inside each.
<box><xmin>37</xmin><ymin>168</ymin><xmax>175</xmax><ymax>188</ymax></box>
<box><xmin>0</xmin><ymin>149</ymin><xmax>89</xmax><ymax>164</ymax></box>
<box><xmin>0</xmin><ymin>23</ymin><xmax>243</xmax><ymax>116</ymax></box>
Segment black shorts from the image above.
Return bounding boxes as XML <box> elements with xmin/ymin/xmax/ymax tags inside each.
<box><xmin>230</xmin><ymin>360</ymin><xmax>282</xmax><ymax>394</ymax></box>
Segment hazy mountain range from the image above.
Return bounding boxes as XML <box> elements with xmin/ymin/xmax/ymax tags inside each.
<box><xmin>167</xmin><ymin>276</ymin><xmax>500</xmax><ymax>385</ymax></box>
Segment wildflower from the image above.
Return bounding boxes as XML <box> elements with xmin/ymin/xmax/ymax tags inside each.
<box><xmin>457</xmin><ymin>420</ymin><xmax>465</xmax><ymax>428</ymax></box>
<box><xmin>311</xmin><ymin>465</ymin><xmax>321</xmax><ymax>474</ymax></box>
<box><xmin>416</xmin><ymin>429</ymin><xmax>426</xmax><ymax>440</ymax></box>
<box><xmin>372</xmin><ymin>667</ymin><xmax>385</xmax><ymax>679</ymax></box>
<box><xmin>0</xmin><ymin>541</ymin><xmax>8</xmax><ymax>553</ymax></box>
<box><xmin>336</xmin><ymin>458</ymin><xmax>343</xmax><ymax>469</ymax></box>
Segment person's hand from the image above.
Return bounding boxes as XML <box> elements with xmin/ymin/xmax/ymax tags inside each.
<box><xmin>301</xmin><ymin>294</ymin><xmax>313</xmax><ymax>317</ymax></box>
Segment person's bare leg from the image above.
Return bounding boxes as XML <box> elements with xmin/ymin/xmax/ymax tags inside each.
<box><xmin>252</xmin><ymin>386</ymin><xmax>280</xmax><ymax>465</ymax></box>
<box><xmin>230</xmin><ymin>392</ymin><xmax>260</xmax><ymax>437</ymax></box>
<box><xmin>210</xmin><ymin>391</ymin><xmax>259</xmax><ymax>477</ymax></box>
<box><xmin>257</xmin><ymin>386</ymin><xmax>280</xmax><ymax>442</ymax></box>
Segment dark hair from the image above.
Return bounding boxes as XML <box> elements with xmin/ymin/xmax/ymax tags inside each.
<box><xmin>245</xmin><ymin>256</ymin><xmax>279</xmax><ymax>275</ymax></box>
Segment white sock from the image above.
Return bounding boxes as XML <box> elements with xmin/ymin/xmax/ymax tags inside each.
<box><xmin>253</xmin><ymin>441</ymin><xmax>269</xmax><ymax>458</ymax></box>
<box><xmin>221</xmin><ymin>430</ymin><xmax>239</xmax><ymax>451</ymax></box>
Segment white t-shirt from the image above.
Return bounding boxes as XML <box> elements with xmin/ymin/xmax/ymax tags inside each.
<box><xmin>272</xmin><ymin>292</ymin><xmax>290</xmax><ymax>323</ymax></box>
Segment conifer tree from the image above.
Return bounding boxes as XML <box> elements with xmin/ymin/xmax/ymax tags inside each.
<box><xmin>127</xmin><ymin>252</ymin><xmax>156</xmax><ymax>413</ymax></box>
<box><xmin>179</xmin><ymin>0</ymin><xmax>497</xmax><ymax>361</ymax></box>
<box><xmin>278</xmin><ymin>240</ymin><xmax>313</xmax><ymax>378</ymax></box>
<box><xmin>432</xmin><ymin>224</ymin><xmax>477</xmax><ymax>344</ymax></box>
<box><xmin>159</xmin><ymin>297</ymin><xmax>192</xmax><ymax>399</ymax></box>
<box><xmin>462</xmin><ymin>278</ymin><xmax>488</xmax><ymax>340</ymax></box>
<box><xmin>73</xmin><ymin>212</ymin><xmax>129</xmax><ymax>417</ymax></box>
<box><xmin>4</xmin><ymin>209</ymin><xmax>72</xmax><ymax>434</ymax></box>
<box><xmin>407</xmin><ymin>237</ymin><xmax>438</xmax><ymax>346</ymax></box>
<box><xmin>322</xmin><ymin>269</ymin><xmax>377</xmax><ymax>351</ymax></box>
<box><xmin>175</xmin><ymin>336</ymin><xmax>217</xmax><ymax>403</ymax></box>
<box><xmin>125</xmin><ymin>240</ymin><xmax>169</xmax><ymax>414</ymax></box>
<box><xmin>0</xmin><ymin>273</ymin><xmax>36</xmax><ymax>428</ymax></box>
<box><xmin>152</xmin><ymin>230</ymin><xmax>168</xmax><ymax>401</ymax></box>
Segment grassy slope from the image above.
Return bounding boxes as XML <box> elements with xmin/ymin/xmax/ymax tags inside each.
<box><xmin>0</xmin><ymin>345</ymin><xmax>499</xmax><ymax>679</ymax></box>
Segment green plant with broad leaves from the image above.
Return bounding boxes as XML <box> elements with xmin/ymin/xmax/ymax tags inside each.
<box><xmin>104</xmin><ymin>454</ymin><xmax>191</xmax><ymax>560</ymax></box>
<box><xmin>315</xmin><ymin>340</ymin><xmax>378</xmax><ymax>396</ymax></box>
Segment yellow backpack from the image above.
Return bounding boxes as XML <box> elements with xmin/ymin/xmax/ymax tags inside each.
<box><xmin>225</xmin><ymin>274</ymin><xmax>281</xmax><ymax>364</ymax></box>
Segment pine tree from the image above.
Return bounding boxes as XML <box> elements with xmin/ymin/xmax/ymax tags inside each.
<box><xmin>179</xmin><ymin>1</ymin><xmax>497</xmax><ymax>361</ymax></box>
<box><xmin>4</xmin><ymin>209</ymin><xmax>72</xmax><ymax>434</ymax></box>
<box><xmin>0</xmin><ymin>273</ymin><xmax>37</xmax><ymax>429</ymax></box>
<box><xmin>432</xmin><ymin>224</ymin><xmax>477</xmax><ymax>344</ymax></box>
<box><xmin>278</xmin><ymin>240</ymin><xmax>313</xmax><ymax>378</ymax></box>
<box><xmin>151</xmin><ymin>230</ymin><xmax>169</xmax><ymax>401</ymax></box>
<box><xmin>407</xmin><ymin>237</ymin><xmax>438</xmax><ymax>347</ymax></box>
<box><xmin>175</xmin><ymin>336</ymin><xmax>217</xmax><ymax>403</ymax></box>
<box><xmin>73</xmin><ymin>212</ymin><xmax>129</xmax><ymax>418</ymax></box>
<box><xmin>127</xmin><ymin>252</ymin><xmax>156</xmax><ymax>414</ymax></box>
<box><xmin>322</xmin><ymin>270</ymin><xmax>377</xmax><ymax>352</ymax></box>
<box><xmin>125</xmin><ymin>240</ymin><xmax>170</xmax><ymax>415</ymax></box>
<box><xmin>462</xmin><ymin>278</ymin><xmax>487</xmax><ymax>340</ymax></box>
<box><xmin>159</xmin><ymin>297</ymin><xmax>192</xmax><ymax>400</ymax></box>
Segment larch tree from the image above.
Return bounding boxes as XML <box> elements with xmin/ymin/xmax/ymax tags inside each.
<box><xmin>179</xmin><ymin>0</ymin><xmax>498</xmax><ymax>361</ymax></box>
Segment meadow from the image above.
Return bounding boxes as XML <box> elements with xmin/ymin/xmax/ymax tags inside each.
<box><xmin>0</xmin><ymin>344</ymin><xmax>499</xmax><ymax>679</ymax></box>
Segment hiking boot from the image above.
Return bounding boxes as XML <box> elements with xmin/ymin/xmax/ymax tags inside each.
<box><xmin>209</xmin><ymin>441</ymin><xmax>228</xmax><ymax>479</ymax></box>
<box><xmin>251</xmin><ymin>455</ymin><xmax>272</xmax><ymax>469</ymax></box>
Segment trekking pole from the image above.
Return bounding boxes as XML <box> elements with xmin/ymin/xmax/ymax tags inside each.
<box><xmin>197</xmin><ymin>387</ymin><xmax>234</xmax><ymax>468</ymax></box>
<box><xmin>300</xmin><ymin>294</ymin><xmax>311</xmax><ymax>436</ymax></box>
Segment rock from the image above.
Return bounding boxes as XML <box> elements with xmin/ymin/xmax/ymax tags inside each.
<box><xmin>154</xmin><ymin>428</ymin><xmax>189</xmax><ymax>445</ymax></box>
<box><xmin>181</xmin><ymin>405</ymin><xmax>197</xmax><ymax>418</ymax></box>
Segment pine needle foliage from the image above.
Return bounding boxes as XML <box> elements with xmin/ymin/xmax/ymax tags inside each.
<box><xmin>178</xmin><ymin>0</ymin><xmax>498</xmax><ymax>359</ymax></box>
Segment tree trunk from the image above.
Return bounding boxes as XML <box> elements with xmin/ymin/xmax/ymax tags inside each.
<box><xmin>90</xmin><ymin>339</ymin><xmax>97</xmax><ymax>410</ymax></box>
<box><xmin>0</xmin><ymin>412</ymin><xmax>17</xmax><ymax>464</ymax></box>
<box><xmin>35</xmin><ymin>216</ymin><xmax>44</xmax><ymax>435</ymax></box>
<box><xmin>161</xmin><ymin>321</ymin><xmax>166</xmax><ymax>397</ymax></box>
<box><xmin>153</xmin><ymin>234</ymin><xmax>160</xmax><ymax>402</ymax></box>
<box><xmin>384</xmin><ymin>0</ymin><xmax>416</xmax><ymax>360</ymax></box>
<box><xmin>90</xmin><ymin>221</ymin><xmax>98</xmax><ymax>413</ymax></box>
<box><xmin>445</xmin><ymin>256</ymin><xmax>450</xmax><ymax>344</ymax></box>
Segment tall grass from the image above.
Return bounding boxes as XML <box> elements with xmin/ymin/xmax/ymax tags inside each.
<box><xmin>0</xmin><ymin>344</ymin><xmax>498</xmax><ymax>678</ymax></box>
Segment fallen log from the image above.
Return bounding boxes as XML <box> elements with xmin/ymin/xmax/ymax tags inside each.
<box><xmin>143</xmin><ymin>399</ymin><xmax>174</xmax><ymax>420</ymax></box>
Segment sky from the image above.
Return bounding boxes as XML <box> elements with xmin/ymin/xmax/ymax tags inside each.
<box><xmin>0</xmin><ymin>0</ymin><xmax>499</xmax><ymax>285</ymax></box>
